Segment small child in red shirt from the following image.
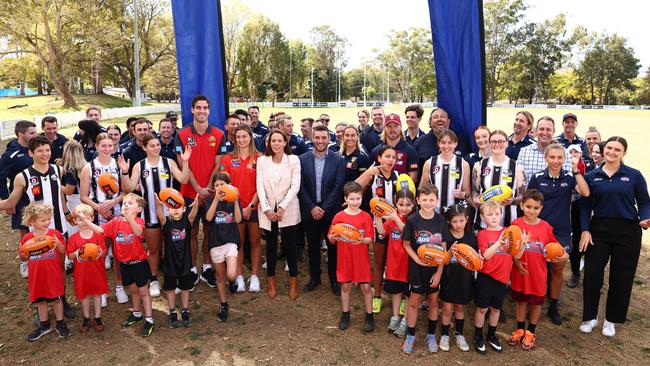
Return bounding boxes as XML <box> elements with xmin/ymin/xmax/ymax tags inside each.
<box><xmin>80</xmin><ymin>193</ymin><xmax>153</xmax><ymax>337</ymax></box>
<box><xmin>375</xmin><ymin>189</ymin><xmax>415</xmax><ymax>337</ymax></box>
<box><xmin>473</xmin><ymin>200</ymin><xmax>523</xmax><ymax>354</ymax></box>
<box><xmin>19</xmin><ymin>202</ymin><xmax>69</xmax><ymax>341</ymax></box>
<box><xmin>508</xmin><ymin>189</ymin><xmax>568</xmax><ymax>350</ymax></box>
<box><xmin>328</xmin><ymin>182</ymin><xmax>374</xmax><ymax>332</ymax></box>
<box><xmin>67</xmin><ymin>203</ymin><xmax>109</xmax><ymax>333</ymax></box>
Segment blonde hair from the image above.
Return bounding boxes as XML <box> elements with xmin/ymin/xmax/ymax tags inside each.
<box><xmin>22</xmin><ymin>202</ymin><xmax>53</xmax><ymax>226</ymax></box>
<box><xmin>124</xmin><ymin>192</ymin><xmax>146</xmax><ymax>208</ymax></box>
<box><xmin>480</xmin><ymin>200</ymin><xmax>501</xmax><ymax>215</ymax></box>
<box><xmin>74</xmin><ymin>203</ymin><xmax>94</xmax><ymax>218</ymax></box>
<box><xmin>62</xmin><ymin>140</ymin><xmax>87</xmax><ymax>177</ymax></box>
<box><xmin>95</xmin><ymin>132</ymin><xmax>112</xmax><ymax>145</ymax></box>
<box><xmin>544</xmin><ymin>142</ymin><xmax>565</xmax><ymax>156</ymax></box>
<box><xmin>339</xmin><ymin>125</ymin><xmax>361</xmax><ymax>154</ymax></box>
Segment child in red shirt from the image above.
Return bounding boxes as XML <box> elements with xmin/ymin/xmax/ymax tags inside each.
<box><xmin>19</xmin><ymin>202</ymin><xmax>69</xmax><ymax>341</ymax></box>
<box><xmin>473</xmin><ymin>200</ymin><xmax>523</xmax><ymax>354</ymax></box>
<box><xmin>81</xmin><ymin>193</ymin><xmax>154</xmax><ymax>337</ymax></box>
<box><xmin>508</xmin><ymin>190</ymin><xmax>568</xmax><ymax>350</ymax></box>
<box><xmin>67</xmin><ymin>203</ymin><xmax>109</xmax><ymax>333</ymax></box>
<box><xmin>328</xmin><ymin>182</ymin><xmax>374</xmax><ymax>332</ymax></box>
<box><xmin>375</xmin><ymin>189</ymin><xmax>415</xmax><ymax>337</ymax></box>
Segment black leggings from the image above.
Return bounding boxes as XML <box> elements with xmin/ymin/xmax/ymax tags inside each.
<box><xmin>569</xmin><ymin>203</ymin><xmax>583</xmax><ymax>275</ymax></box>
<box><xmin>265</xmin><ymin>222</ymin><xmax>298</xmax><ymax>277</ymax></box>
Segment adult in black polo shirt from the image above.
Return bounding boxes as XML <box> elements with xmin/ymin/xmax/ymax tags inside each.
<box><xmin>159</xmin><ymin>118</ymin><xmax>177</xmax><ymax>162</ymax></box>
<box><xmin>339</xmin><ymin>125</ymin><xmax>372</xmax><ymax>182</ymax></box>
<box><xmin>527</xmin><ymin>143</ymin><xmax>589</xmax><ymax>325</ymax></box>
<box><xmin>41</xmin><ymin>116</ymin><xmax>68</xmax><ymax>164</ymax></box>
<box><xmin>555</xmin><ymin>113</ymin><xmax>589</xmax><ymax>161</ymax></box>
<box><xmin>222</xmin><ymin>114</ymin><xmax>240</xmax><ymax>154</ymax></box>
<box><xmin>360</xmin><ymin>107</ymin><xmax>385</xmax><ymax>153</ymax></box>
<box><xmin>277</xmin><ymin>115</ymin><xmax>308</xmax><ymax>156</ymax></box>
<box><xmin>506</xmin><ymin>110</ymin><xmax>535</xmax><ymax>160</ymax></box>
<box><xmin>121</xmin><ymin>119</ymin><xmax>150</xmax><ymax>173</ymax></box>
<box><xmin>248</xmin><ymin>106</ymin><xmax>268</xmax><ymax>137</ymax></box>
<box><xmin>578</xmin><ymin>136</ymin><xmax>650</xmax><ymax>337</ymax></box>
<box><xmin>404</xmin><ymin>104</ymin><xmax>425</xmax><ymax>145</ymax></box>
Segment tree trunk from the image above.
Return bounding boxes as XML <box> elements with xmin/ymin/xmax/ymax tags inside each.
<box><xmin>37</xmin><ymin>76</ymin><xmax>44</xmax><ymax>95</ymax></box>
<box><xmin>40</xmin><ymin>3</ymin><xmax>77</xmax><ymax>108</ymax></box>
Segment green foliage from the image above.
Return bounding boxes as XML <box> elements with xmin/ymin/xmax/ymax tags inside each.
<box><xmin>307</xmin><ymin>25</ymin><xmax>348</xmax><ymax>102</ymax></box>
<box><xmin>634</xmin><ymin>67</ymin><xmax>650</xmax><ymax>105</ymax></box>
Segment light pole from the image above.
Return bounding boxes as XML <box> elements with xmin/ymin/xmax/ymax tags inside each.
<box><xmin>311</xmin><ymin>66</ymin><xmax>314</xmax><ymax>107</ymax></box>
<box><xmin>386</xmin><ymin>69</ymin><xmax>390</xmax><ymax>104</ymax></box>
<box><xmin>133</xmin><ymin>0</ymin><xmax>141</xmax><ymax>106</ymax></box>
<box><xmin>289</xmin><ymin>48</ymin><xmax>292</xmax><ymax>102</ymax></box>
<box><xmin>363</xmin><ymin>61</ymin><xmax>366</xmax><ymax>106</ymax></box>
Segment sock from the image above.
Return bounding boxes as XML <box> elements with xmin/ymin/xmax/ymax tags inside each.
<box><xmin>427</xmin><ymin>319</ymin><xmax>437</xmax><ymax>335</ymax></box>
<box><xmin>407</xmin><ymin>326</ymin><xmax>416</xmax><ymax>336</ymax></box>
<box><xmin>441</xmin><ymin>324</ymin><xmax>450</xmax><ymax>336</ymax></box>
<box><xmin>487</xmin><ymin>325</ymin><xmax>497</xmax><ymax>339</ymax></box>
<box><xmin>455</xmin><ymin>318</ymin><xmax>464</xmax><ymax>335</ymax></box>
<box><xmin>145</xmin><ymin>316</ymin><xmax>154</xmax><ymax>324</ymax></box>
<box><xmin>191</xmin><ymin>266</ymin><xmax>198</xmax><ymax>274</ymax></box>
<box><xmin>133</xmin><ymin>311</ymin><xmax>143</xmax><ymax>318</ymax></box>
<box><xmin>474</xmin><ymin>326</ymin><xmax>483</xmax><ymax>339</ymax></box>
<box><xmin>181</xmin><ymin>309</ymin><xmax>190</xmax><ymax>320</ymax></box>
<box><xmin>181</xmin><ymin>308</ymin><xmax>189</xmax><ymax>314</ymax></box>
<box><xmin>549</xmin><ymin>298</ymin><xmax>558</xmax><ymax>312</ymax></box>
<box><xmin>365</xmin><ymin>313</ymin><xmax>373</xmax><ymax>320</ymax></box>
<box><xmin>341</xmin><ymin>311</ymin><xmax>350</xmax><ymax>318</ymax></box>
<box><xmin>202</xmin><ymin>263</ymin><xmax>212</xmax><ymax>272</ymax></box>
<box><xmin>517</xmin><ymin>321</ymin><xmax>526</xmax><ymax>330</ymax></box>
<box><xmin>40</xmin><ymin>320</ymin><xmax>50</xmax><ymax>329</ymax></box>
<box><xmin>527</xmin><ymin>323</ymin><xmax>537</xmax><ymax>333</ymax></box>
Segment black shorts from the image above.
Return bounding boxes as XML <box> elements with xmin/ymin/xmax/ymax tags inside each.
<box><xmin>163</xmin><ymin>273</ymin><xmax>194</xmax><ymax>291</ymax></box>
<box><xmin>120</xmin><ymin>260</ymin><xmax>152</xmax><ymax>288</ymax></box>
<box><xmin>145</xmin><ymin>223</ymin><xmax>162</xmax><ymax>229</ymax></box>
<box><xmin>184</xmin><ymin>196</ymin><xmax>211</xmax><ymax>225</ymax></box>
<box><xmin>408</xmin><ymin>261</ymin><xmax>439</xmax><ymax>295</ymax></box>
<box><xmin>32</xmin><ymin>296</ymin><xmax>61</xmax><ymax>304</ymax></box>
<box><xmin>555</xmin><ymin>233</ymin><xmax>572</xmax><ymax>254</ymax></box>
<box><xmin>474</xmin><ymin>272</ymin><xmax>507</xmax><ymax>310</ymax></box>
<box><xmin>384</xmin><ymin>279</ymin><xmax>409</xmax><ymax>295</ymax></box>
<box><xmin>11</xmin><ymin>201</ymin><xmax>27</xmax><ymax>230</ymax></box>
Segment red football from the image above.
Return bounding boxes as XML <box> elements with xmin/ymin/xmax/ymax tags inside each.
<box><xmin>21</xmin><ymin>235</ymin><xmax>56</xmax><ymax>257</ymax></box>
<box><xmin>417</xmin><ymin>244</ymin><xmax>450</xmax><ymax>266</ymax></box>
<box><xmin>330</xmin><ymin>223</ymin><xmax>363</xmax><ymax>243</ymax></box>
<box><xmin>369</xmin><ymin>197</ymin><xmax>395</xmax><ymax>218</ymax></box>
<box><xmin>450</xmin><ymin>243</ymin><xmax>483</xmax><ymax>271</ymax></box>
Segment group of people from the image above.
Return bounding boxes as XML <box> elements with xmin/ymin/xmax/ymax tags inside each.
<box><xmin>1</xmin><ymin>97</ymin><xmax>648</xmax><ymax>356</ymax></box>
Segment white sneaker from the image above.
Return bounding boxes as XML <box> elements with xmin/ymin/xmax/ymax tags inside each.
<box><xmin>248</xmin><ymin>275</ymin><xmax>261</xmax><ymax>292</ymax></box>
<box><xmin>104</xmin><ymin>255</ymin><xmax>112</xmax><ymax>270</ymax></box>
<box><xmin>602</xmin><ymin>320</ymin><xmax>616</xmax><ymax>337</ymax></box>
<box><xmin>579</xmin><ymin>318</ymin><xmax>598</xmax><ymax>333</ymax></box>
<box><xmin>20</xmin><ymin>261</ymin><xmax>28</xmax><ymax>278</ymax></box>
<box><xmin>235</xmin><ymin>275</ymin><xmax>246</xmax><ymax>293</ymax></box>
<box><xmin>64</xmin><ymin>257</ymin><xmax>74</xmax><ymax>271</ymax></box>
<box><xmin>116</xmin><ymin>286</ymin><xmax>129</xmax><ymax>304</ymax></box>
<box><xmin>439</xmin><ymin>335</ymin><xmax>450</xmax><ymax>351</ymax></box>
<box><xmin>262</xmin><ymin>261</ymin><xmax>267</xmax><ymax>269</ymax></box>
<box><xmin>454</xmin><ymin>332</ymin><xmax>470</xmax><ymax>351</ymax></box>
<box><xmin>149</xmin><ymin>280</ymin><xmax>161</xmax><ymax>297</ymax></box>
<box><xmin>284</xmin><ymin>262</ymin><xmax>289</xmax><ymax>272</ymax></box>
<box><xmin>320</xmin><ymin>239</ymin><xmax>327</xmax><ymax>250</ymax></box>
<box><xmin>101</xmin><ymin>294</ymin><xmax>108</xmax><ymax>308</ymax></box>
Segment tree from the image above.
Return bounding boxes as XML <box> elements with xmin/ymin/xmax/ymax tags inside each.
<box><xmin>307</xmin><ymin>25</ymin><xmax>348</xmax><ymax>102</ymax></box>
<box><xmin>548</xmin><ymin>68</ymin><xmax>584</xmax><ymax>104</ymax></box>
<box><xmin>222</xmin><ymin>0</ymin><xmax>252</xmax><ymax>97</ymax></box>
<box><xmin>635</xmin><ymin>67</ymin><xmax>650</xmax><ymax>105</ymax></box>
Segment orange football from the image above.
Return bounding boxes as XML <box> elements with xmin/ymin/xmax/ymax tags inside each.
<box><xmin>159</xmin><ymin>187</ymin><xmax>185</xmax><ymax>209</ymax></box>
<box><xmin>21</xmin><ymin>235</ymin><xmax>56</xmax><ymax>257</ymax></box>
<box><xmin>369</xmin><ymin>197</ymin><xmax>395</xmax><ymax>218</ymax></box>
<box><xmin>417</xmin><ymin>243</ymin><xmax>450</xmax><ymax>266</ymax></box>
<box><xmin>503</xmin><ymin>225</ymin><xmax>523</xmax><ymax>255</ymax></box>
<box><xmin>218</xmin><ymin>184</ymin><xmax>239</xmax><ymax>202</ymax></box>
<box><xmin>330</xmin><ymin>223</ymin><xmax>363</xmax><ymax>242</ymax></box>
<box><xmin>544</xmin><ymin>242</ymin><xmax>565</xmax><ymax>261</ymax></box>
<box><xmin>79</xmin><ymin>243</ymin><xmax>101</xmax><ymax>260</ymax></box>
<box><xmin>450</xmin><ymin>243</ymin><xmax>483</xmax><ymax>271</ymax></box>
<box><xmin>97</xmin><ymin>173</ymin><xmax>118</xmax><ymax>195</ymax></box>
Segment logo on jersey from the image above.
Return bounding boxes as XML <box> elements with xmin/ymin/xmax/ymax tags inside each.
<box><xmin>93</xmin><ymin>168</ymin><xmax>102</xmax><ymax>177</ymax></box>
<box><xmin>483</xmin><ymin>167</ymin><xmax>491</xmax><ymax>176</ymax></box>
<box><xmin>560</xmin><ymin>182</ymin><xmax>568</xmax><ymax>187</ymax></box>
<box><xmin>50</xmin><ymin>174</ymin><xmax>58</xmax><ymax>182</ymax></box>
<box><xmin>231</xmin><ymin>159</ymin><xmax>241</xmax><ymax>168</ymax></box>
<box><xmin>187</xmin><ymin>136</ymin><xmax>197</xmax><ymax>147</ymax></box>
<box><xmin>214</xmin><ymin>211</ymin><xmax>233</xmax><ymax>224</ymax></box>
<box><xmin>29</xmin><ymin>248</ymin><xmax>56</xmax><ymax>261</ymax></box>
<box><xmin>171</xmin><ymin>229</ymin><xmax>186</xmax><ymax>241</ymax></box>
<box><xmin>621</xmin><ymin>177</ymin><xmax>630</xmax><ymax>182</ymax></box>
<box><xmin>396</xmin><ymin>152</ymin><xmax>404</xmax><ymax>165</ymax></box>
<box><xmin>390</xmin><ymin>228</ymin><xmax>401</xmax><ymax>240</ymax></box>
<box><xmin>142</xmin><ymin>169</ymin><xmax>150</xmax><ymax>178</ymax></box>
<box><xmin>414</xmin><ymin>230</ymin><xmax>442</xmax><ymax>245</ymax></box>
<box><xmin>29</xmin><ymin>176</ymin><xmax>41</xmax><ymax>197</ymax></box>
<box><xmin>433</xmin><ymin>165</ymin><xmax>440</xmax><ymax>174</ymax></box>
<box><xmin>115</xmin><ymin>232</ymin><xmax>135</xmax><ymax>245</ymax></box>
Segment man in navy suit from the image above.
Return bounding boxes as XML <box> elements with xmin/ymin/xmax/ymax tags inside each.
<box><xmin>299</xmin><ymin>125</ymin><xmax>346</xmax><ymax>295</ymax></box>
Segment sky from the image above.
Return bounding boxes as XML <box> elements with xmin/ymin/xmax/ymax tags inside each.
<box><xmin>223</xmin><ymin>0</ymin><xmax>649</xmax><ymax>73</ymax></box>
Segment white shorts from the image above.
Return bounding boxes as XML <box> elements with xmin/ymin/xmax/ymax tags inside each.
<box><xmin>209</xmin><ymin>244</ymin><xmax>238</xmax><ymax>264</ymax></box>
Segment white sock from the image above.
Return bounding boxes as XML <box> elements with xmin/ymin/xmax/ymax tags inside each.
<box><xmin>202</xmin><ymin>263</ymin><xmax>212</xmax><ymax>272</ymax></box>
<box><xmin>133</xmin><ymin>311</ymin><xmax>142</xmax><ymax>318</ymax></box>
<box><xmin>191</xmin><ymin>266</ymin><xmax>197</xmax><ymax>274</ymax></box>
<box><xmin>145</xmin><ymin>316</ymin><xmax>154</xmax><ymax>324</ymax></box>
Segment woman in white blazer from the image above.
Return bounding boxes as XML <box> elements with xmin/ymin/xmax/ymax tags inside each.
<box><xmin>257</xmin><ymin>130</ymin><xmax>302</xmax><ymax>300</ymax></box>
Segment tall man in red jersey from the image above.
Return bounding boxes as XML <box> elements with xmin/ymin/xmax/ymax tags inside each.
<box><xmin>174</xmin><ymin>95</ymin><xmax>227</xmax><ymax>287</ymax></box>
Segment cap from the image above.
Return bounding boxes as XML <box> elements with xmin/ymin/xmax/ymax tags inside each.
<box><xmin>166</xmin><ymin>111</ymin><xmax>178</xmax><ymax>119</ymax></box>
<box><xmin>562</xmin><ymin>113</ymin><xmax>577</xmax><ymax>122</ymax></box>
<box><xmin>384</xmin><ymin>113</ymin><xmax>401</xmax><ymax>126</ymax></box>
<box><xmin>568</xmin><ymin>144</ymin><xmax>582</xmax><ymax>153</ymax></box>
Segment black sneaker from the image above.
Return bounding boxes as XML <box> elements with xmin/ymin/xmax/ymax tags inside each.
<box><xmin>567</xmin><ymin>273</ymin><xmax>579</xmax><ymax>288</ymax></box>
<box><xmin>547</xmin><ymin>307</ymin><xmax>563</xmax><ymax>325</ymax></box>
<box><xmin>55</xmin><ymin>322</ymin><xmax>71</xmax><ymax>338</ymax></box>
<box><xmin>363</xmin><ymin>316</ymin><xmax>375</xmax><ymax>333</ymax></box>
<box><xmin>181</xmin><ymin>310</ymin><xmax>192</xmax><ymax>328</ymax></box>
<box><xmin>140</xmin><ymin>320</ymin><xmax>154</xmax><ymax>337</ymax></box>
<box><xmin>487</xmin><ymin>335</ymin><xmax>502</xmax><ymax>352</ymax></box>
<box><xmin>169</xmin><ymin>313</ymin><xmax>180</xmax><ymax>329</ymax></box>
<box><xmin>27</xmin><ymin>326</ymin><xmax>51</xmax><ymax>341</ymax></box>
<box><xmin>122</xmin><ymin>314</ymin><xmax>143</xmax><ymax>328</ymax></box>
<box><xmin>228</xmin><ymin>281</ymin><xmax>238</xmax><ymax>294</ymax></box>
<box><xmin>338</xmin><ymin>314</ymin><xmax>350</xmax><ymax>330</ymax></box>
<box><xmin>218</xmin><ymin>305</ymin><xmax>229</xmax><ymax>322</ymax></box>
<box><xmin>474</xmin><ymin>336</ymin><xmax>486</xmax><ymax>354</ymax></box>
<box><xmin>63</xmin><ymin>299</ymin><xmax>76</xmax><ymax>319</ymax></box>
<box><xmin>201</xmin><ymin>268</ymin><xmax>217</xmax><ymax>288</ymax></box>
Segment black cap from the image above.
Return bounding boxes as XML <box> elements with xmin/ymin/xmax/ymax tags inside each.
<box><xmin>166</xmin><ymin>111</ymin><xmax>178</xmax><ymax>119</ymax></box>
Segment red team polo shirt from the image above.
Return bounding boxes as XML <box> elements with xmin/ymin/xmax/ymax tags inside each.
<box><xmin>101</xmin><ymin>217</ymin><xmax>146</xmax><ymax>263</ymax></box>
<box><xmin>330</xmin><ymin>210</ymin><xmax>374</xmax><ymax>283</ymax></box>
<box><xmin>22</xmin><ymin>229</ymin><xmax>66</xmax><ymax>302</ymax></box>
<box><xmin>477</xmin><ymin>228</ymin><xmax>512</xmax><ymax>284</ymax></box>
<box><xmin>384</xmin><ymin>215</ymin><xmax>409</xmax><ymax>282</ymax></box>
<box><xmin>175</xmin><ymin>123</ymin><xmax>226</xmax><ymax>198</ymax></box>
<box><xmin>511</xmin><ymin>217</ymin><xmax>557</xmax><ymax>297</ymax></box>
<box><xmin>220</xmin><ymin>153</ymin><xmax>260</xmax><ymax>208</ymax></box>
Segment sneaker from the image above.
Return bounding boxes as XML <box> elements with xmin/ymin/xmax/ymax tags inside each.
<box><xmin>27</xmin><ymin>326</ymin><xmax>51</xmax><ymax>341</ymax></box>
<box><xmin>140</xmin><ymin>320</ymin><xmax>154</xmax><ymax>337</ymax></box>
<box><xmin>262</xmin><ymin>261</ymin><xmax>267</xmax><ymax>270</ymax></box>
<box><xmin>487</xmin><ymin>335</ymin><xmax>502</xmax><ymax>352</ymax></box>
<box><xmin>363</xmin><ymin>316</ymin><xmax>375</xmax><ymax>333</ymax></box>
<box><xmin>387</xmin><ymin>316</ymin><xmax>401</xmax><ymax>332</ymax></box>
<box><xmin>174</xmin><ymin>287</ymin><xmax>181</xmax><ymax>295</ymax></box>
<box><xmin>402</xmin><ymin>334</ymin><xmax>416</xmax><ymax>353</ymax></box>
<box><xmin>228</xmin><ymin>281</ymin><xmax>238</xmax><ymax>294</ymax></box>
<box><xmin>338</xmin><ymin>314</ymin><xmax>350</xmax><ymax>331</ymax></box>
<box><xmin>508</xmin><ymin>328</ymin><xmax>525</xmax><ymax>346</ymax></box>
<box><xmin>80</xmin><ymin>318</ymin><xmax>91</xmax><ymax>333</ymax></box>
<box><xmin>521</xmin><ymin>330</ymin><xmax>536</xmax><ymax>350</ymax></box>
<box><xmin>567</xmin><ymin>273</ymin><xmax>580</xmax><ymax>288</ymax></box>
<box><xmin>454</xmin><ymin>332</ymin><xmax>470</xmax><ymax>352</ymax></box>
<box><xmin>474</xmin><ymin>336</ymin><xmax>486</xmax><ymax>354</ymax></box>
<box><xmin>547</xmin><ymin>307</ymin><xmax>563</xmax><ymax>325</ymax></box>
<box><xmin>149</xmin><ymin>280</ymin><xmax>161</xmax><ymax>297</ymax></box>
<box><xmin>201</xmin><ymin>268</ymin><xmax>217</xmax><ymax>288</ymax></box>
<box><xmin>439</xmin><ymin>334</ymin><xmax>450</xmax><ymax>351</ymax></box>
<box><xmin>101</xmin><ymin>294</ymin><xmax>108</xmax><ymax>308</ymax></box>
<box><xmin>55</xmin><ymin>322</ymin><xmax>71</xmax><ymax>338</ymax></box>
<box><xmin>425</xmin><ymin>334</ymin><xmax>438</xmax><ymax>353</ymax></box>
<box><xmin>320</xmin><ymin>239</ymin><xmax>327</xmax><ymax>251</ymax></box>
<box><xmin>104</xmin><ymin>255</ymin><xmax>112</xmax><ymax>270</ymax></box>
<box><xmin>191</xmin><ymin>270</ymin><xmax>199</xmax><ymax>285</ymax></box>
<box><xmin>284</xmin><ymin>262</ymin><xmax>289</xmax><ymax>272</ymax></box>
<box><xmin>63</xmin><ymin>299</ymin><xmax>76</xmax><ymax>319</ymax></box>
<box><xmin>248</xmin><ymin>275</ymin><xmax>260</xmax><ymax>292</ymax></box>
<box><xmin>169</xmin><ymin>313</ymin><xmax>180</xmax><ymax>329</ymax></box>
<box><xmin>20</xmin><ymin>261</ymin><xmax>29</xmax><ymax>278</ymax></box>
<box><xmin>399</xmin><ymin>299</ymin><xmax>406</xmax><ymax>316</ymax></box>
<box><xmin>372</xmin><ymin>297</ymin><xmax>382</xmax><ymax>314</ymax></box>
<box><xmin>116</xmin><ymin>286</ymin><xmax>129</xmax><ymax>304</ymax></box>
<box><xmin>393</xmin><ymin>318</ymin><xmax>407</xmax><ymax>338</ymax></box>
<box><xmin>218</xmin><ymin>305</ymin><xmax>229</xmax><ymax>322</ymax></box>
<box><xmin>93</xmin><ymin>318</ymin><xmax>105</xmax><ymax>332</ymax></box>
<box><xmin>122</xmin><ymin>314</ymin><xmax>143</xmax><ymax>328</ymax></box>
<box><xmin>579</xmin><ymin>319</ymin><xmax>598</xmax><ymax>333</ymax></box>
<box><xmin>181</xmin><ymin>310</ymin><xmax>192</xmax><ymax>328</ymax></box>
<box><xmin>602</xmin><ymin>320</ymin><xmax>616</xmax><ymax>337</ymax></box>
<box><xmin>235</xmin><ymin>275</ymin><xmax>246</xmax><ymax>293</ymax></box>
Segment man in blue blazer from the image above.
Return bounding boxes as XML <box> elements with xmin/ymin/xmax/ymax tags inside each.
<box><xmin>299</xmin><ymin>125</ymin><xmax>346</xmax><ymax>295</ymax></box>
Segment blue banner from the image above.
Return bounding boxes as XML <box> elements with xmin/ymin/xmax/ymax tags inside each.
<box><xmin>428</xmin><ymin>0</ymin><xmax>486</xmax><ymax>153</ymax></box>
<box><xmin>171</xmin><ymin>0</ymin><xmax>228</xmax><ymax>128</ymax></box>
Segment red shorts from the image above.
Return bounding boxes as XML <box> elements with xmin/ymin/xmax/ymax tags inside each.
<box><xmin>511</xmin><ymin>290</ymin><xmax>545</xmax><ymax>305</ymax></box>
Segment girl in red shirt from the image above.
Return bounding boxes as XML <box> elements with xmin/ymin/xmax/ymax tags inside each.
<box><xmin>375</xmin><ymin>189</ymin><xmax>415</xmax><ymax>337</ymax></box>
<box><xmin>67</xmin><ymin>203</ymin><xmax>109</xmax><ymax>333</ymax></box>
<box><xmin>19</xmin><ymin>202</ymin><xmax>69</xmax><ymax>341</ymax></box>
